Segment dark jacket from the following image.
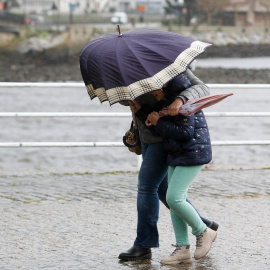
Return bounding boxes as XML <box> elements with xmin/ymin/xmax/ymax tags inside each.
<box><xmin>153</xmin><ymin>73</ymin><xmax>211</xmax><ymax>166</ymax></box>
<box><xmin>135</xmin><ymin>69</ymin><xmax>210</xmax><ymax>144</ymax></box>
<box><xmin>155</xmin><ymin>110</ymin><xmax>212</xmax><ymax>166</ymax></box>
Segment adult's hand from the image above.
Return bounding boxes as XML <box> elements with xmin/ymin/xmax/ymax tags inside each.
<box><xmin>167</xmin><ymin>97</ymin><xmax>183</xmax><ymax>116</ymax></box>
<box><xmin>128</xmin><ymin>100</ymin><xmax>141</xmax><ymax>113</ymax></box>
<box><xmin>147</xmin><ymin>112</ymin><xmax>160</xmax><ymax>126</ymax></box>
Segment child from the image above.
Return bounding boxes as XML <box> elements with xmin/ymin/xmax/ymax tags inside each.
<box><xmin>147</xmin><ymin>73</ymin><xmax>217</xmax><ymax>265</ymax></box>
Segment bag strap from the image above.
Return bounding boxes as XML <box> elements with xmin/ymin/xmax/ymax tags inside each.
<box><xmin>122</xmin><ymin>111</ymin><xmax>140</xmax><ymax>148</ymax></box>
<box><xmin>132</xmin><ymin>111</ymin><xmax>138</xmax><ymax>129</ymax></box>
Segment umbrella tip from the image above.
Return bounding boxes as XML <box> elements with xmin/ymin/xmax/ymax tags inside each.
<box><xmin>117</xmin><ymin>25</ymin><xmax>123</xmax><ymax>37</ymax></box>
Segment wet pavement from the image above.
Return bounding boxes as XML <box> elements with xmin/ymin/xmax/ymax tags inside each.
<box><xmin>0</xmin><ymin>168</ymin><xmax>270</xmax><ymax>270</ymax></box>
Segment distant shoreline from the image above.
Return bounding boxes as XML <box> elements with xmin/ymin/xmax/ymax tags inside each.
<box><xmin>0</xmin><ymin>44</ymin><xmax>270</xmax><ymax>84</ymax></box>
<box><xmin>0</xmin><ymin>64</ymin><xmax>268</xmax><ymax>84</ymax></box>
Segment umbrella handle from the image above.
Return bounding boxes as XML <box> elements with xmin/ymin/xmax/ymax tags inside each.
<box><xmin>123</xmin><ymin>128</ymin><xmax>140</xmax><ymax>147</ymax></box>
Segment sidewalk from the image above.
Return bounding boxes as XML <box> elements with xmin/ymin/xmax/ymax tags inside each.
<box><xmin>0</xmin><ymin>168</ymin><xmax>269</xmax><ymax>270</ymax></box>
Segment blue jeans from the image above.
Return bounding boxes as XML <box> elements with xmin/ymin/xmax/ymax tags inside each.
<box><xmin>134</xmin><ymin>142</ymin><xmax>211</xmax><ymax>248</ymax></box>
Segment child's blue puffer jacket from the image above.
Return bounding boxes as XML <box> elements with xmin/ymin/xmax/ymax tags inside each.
<box><xmin>155</xmin><ymin>110</ymin><xmax>212</xmax><ymax>166</ymax></box>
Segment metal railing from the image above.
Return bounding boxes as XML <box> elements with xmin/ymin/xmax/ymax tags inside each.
<box><xmin>1</xmin><ymin>82</ymin><xmax>270</xmax><ymax>89</ymax></box>
<box><xmin>0</xmin><ymin>82</ymin><xmax>270</xmax><ymax>148</ymax></box>
<box><xmin>0</xmin><ymin>112</ymin><xmax>270</xmax><ymax>118</ymax></box>
<box><xmin>0</xmin><ymin>141</ymin><xmax>269</xmax><ymax>148</ymax></box>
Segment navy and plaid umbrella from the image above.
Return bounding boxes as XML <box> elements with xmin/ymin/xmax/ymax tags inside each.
<box><xmin>80</xmin><ymin>28</ymin><xmax>211</xmax><ymax>105</ymax></box>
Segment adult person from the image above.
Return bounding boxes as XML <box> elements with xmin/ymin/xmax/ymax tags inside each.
<box><xmin>118</xmin><ymin>69</ymin><xmax>218</xmax><ymax>261</ymax></box>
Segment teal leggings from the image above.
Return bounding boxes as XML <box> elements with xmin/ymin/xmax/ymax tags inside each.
<box><xmin>167</xmin><ymin>165</ymin><xmax>206</xmax><ymax>246</ymax></box>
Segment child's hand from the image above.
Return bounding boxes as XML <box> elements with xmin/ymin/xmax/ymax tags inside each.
<box><xmin>128</xmin><ymin>100</ymin><xmax>141</xmax><ymax>113</ymax></box>
<box><xmin>167</xmin><ymin>97</ymin><xmax>183</xmax><ymax>116</ymax></box>
<box><xmin>147</xmin><ymin>112</ymin><xmax>160</xmax><ymax>126</ymax></box>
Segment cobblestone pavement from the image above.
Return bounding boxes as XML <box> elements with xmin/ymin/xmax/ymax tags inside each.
<box><xmin>0</xmin><ymin>168</ymin><xmax>269</xmax><ymax>270</ymax></box>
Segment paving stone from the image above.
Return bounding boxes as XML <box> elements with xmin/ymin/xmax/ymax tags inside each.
<box><xmin>0</xmin><ymin>169</ymin><xmax>269</xmax><ymax>269</ymax></box>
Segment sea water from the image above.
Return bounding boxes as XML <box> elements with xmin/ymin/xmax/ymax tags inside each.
<box><xmin>0</xmin><ymin>84</ymin><xmax>269</xmax><ymax>173</ymax></box>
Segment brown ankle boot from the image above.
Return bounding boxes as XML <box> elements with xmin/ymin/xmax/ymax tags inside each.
<box><xmin>194</xmin><ymin>228</ymin><xmax>217</xmax><ymax>260</ymax></box>
<box><xmin>161</xmin><ymin>245</ymin><xmax>192</xmax><ymax>265</ymax></box>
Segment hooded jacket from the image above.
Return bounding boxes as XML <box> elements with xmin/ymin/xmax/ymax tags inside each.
<box><xmin>136</xmin><ymin>71</ymin><xmax>212</xmax><ymax>166</ymax></box>
<box><xmin>135</xmin><ymin>69</ymin><xmax>210</xmax><ymax>144</ymax></box>
<box><xmin>149</xmin><ymin>73</ymin><xmax>212</xmax><ymax>166</ymax></box>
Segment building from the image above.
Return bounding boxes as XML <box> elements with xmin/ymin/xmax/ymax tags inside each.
<box><xmin>4</xmin><ymin>0</ymin><xmax>165</xmax><ymax>15</ymax></box>
<box><xmin>225</xmin><ymin>0</ymin><xmax>270</xmax><ymax>27</ymax></box>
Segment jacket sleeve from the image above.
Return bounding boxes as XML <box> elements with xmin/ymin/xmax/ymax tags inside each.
<box><xmin>177</xmin><ymin>69</ymin><xmax>210</xmax><ymax>101</ymax></box>
<box><xmin>155</xmin><ymin>116</ymin><xmax>194</xmax><ymax>141</ymax></box>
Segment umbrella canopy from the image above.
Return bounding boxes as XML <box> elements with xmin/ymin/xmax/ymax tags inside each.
<box><xmin>145</xmin><ymin>93</ymin><xmax>234</xmax><ymax>126</ymax></box>
<box><xmin>80</xmin><ymin>28</ymin><xmax>211</xmax><ymax>105</ymax></box>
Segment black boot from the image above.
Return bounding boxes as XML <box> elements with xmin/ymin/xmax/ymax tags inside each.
<box><xmin>118</xmin><ymin>246</ymin><xmax>152</xmax><ymax>261</ymax></box>
<box><xmin>209</xmin><ymin>221</ymin><xmax>219</xmax><ymax>231</ymax></box>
